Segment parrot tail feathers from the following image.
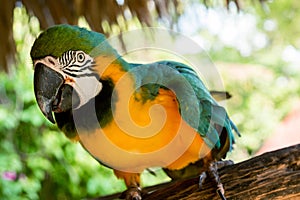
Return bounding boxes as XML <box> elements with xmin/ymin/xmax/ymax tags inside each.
<box><xmin>230</xmin><ymin>119</ymin><xmax>241</xmax><ymax>137</ymax></box>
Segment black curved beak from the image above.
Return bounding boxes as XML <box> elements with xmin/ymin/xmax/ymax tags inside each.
<box><xmin>34</xmin><ymin>64</ymin><xmax>64</xmax><ymax>124</ymax></box>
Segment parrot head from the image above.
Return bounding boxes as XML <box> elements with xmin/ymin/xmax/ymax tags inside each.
<box><xmin>31</xmin><ymin>24</ymin><xmax>119</xmax><ymax>124</ymax></box>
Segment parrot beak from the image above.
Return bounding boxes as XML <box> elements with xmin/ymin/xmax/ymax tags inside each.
<box><xmin>34</xmin><ymin>63</ymin><xmax>64</xmax><ymax>124</ymax></box>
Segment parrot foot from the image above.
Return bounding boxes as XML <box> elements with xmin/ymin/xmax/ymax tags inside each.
<box><xmin>198</xmin><ymin>161</ymin><xmax>232</xmax><ymax>200</ymax></box>
<box><xmin>120</xmin><ymin>186</ymin><xmax>142</xmax><ymax>200</ymax></box>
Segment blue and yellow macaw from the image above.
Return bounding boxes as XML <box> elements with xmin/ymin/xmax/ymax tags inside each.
<box><xmin>31</xmin><ymin>25</ymin><xmax>239</xmax><ymax>200</ymax></box>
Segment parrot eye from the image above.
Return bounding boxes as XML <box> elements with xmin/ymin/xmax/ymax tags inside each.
<box><xmin>58</xmin><ymin>50</ymin><xmax>96</xmax><ymax>78</ymax></box>
<box><xmin>77</xmin><ymin>52</ymin><xmax>85</xmax><ymax>63</ymax></box>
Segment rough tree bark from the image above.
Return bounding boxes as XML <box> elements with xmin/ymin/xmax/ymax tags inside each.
<box><xmin>93</xmin><ymin>144</ymin><xmax>300</xmax><ymax>200</ymax></box>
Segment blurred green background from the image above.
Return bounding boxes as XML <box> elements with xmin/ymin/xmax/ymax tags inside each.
<box><xmin>1</xmin><ymin>1</ymin><xmax>300</xmax><ymax>199</ymax></box>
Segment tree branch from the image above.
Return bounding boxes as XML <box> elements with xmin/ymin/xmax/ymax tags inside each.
<box><xmin>93</xmin><ymin>144</ymin><xmax>300</xmax><ymax>200</ymax></box>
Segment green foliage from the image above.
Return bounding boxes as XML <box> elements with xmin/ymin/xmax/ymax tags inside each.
<box><xmin>256</xmin><ymin>0</ymin><xmax>300</xmax><ymax>47</ymax></box>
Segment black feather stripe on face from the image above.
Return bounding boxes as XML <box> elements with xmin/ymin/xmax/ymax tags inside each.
<box><xmin>54</xmin><ymin>78</ymin><xmax>115</xmax><ymax>138</ymax></box>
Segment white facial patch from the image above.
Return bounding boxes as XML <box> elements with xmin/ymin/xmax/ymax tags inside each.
<box><xmin>71</xmin><ymin>75</ymin><xmax>103</xmax><ymax>109</ymax></box>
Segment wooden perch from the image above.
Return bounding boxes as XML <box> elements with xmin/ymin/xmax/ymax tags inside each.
<box><xmin>93</xmin><ymin>144</ymin><xmax>300</xmax><ymax>200</ymax></box>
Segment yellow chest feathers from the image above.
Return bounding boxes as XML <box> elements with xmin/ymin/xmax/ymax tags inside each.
<box><xmin>77</xmin><ymin>61</ymin><xmax>211</xmax><ymax>172</ymax></box>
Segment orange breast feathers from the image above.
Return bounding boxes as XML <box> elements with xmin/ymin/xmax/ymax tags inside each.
<box><xmin>79</xmin><ymin>61</ymin><xmax>212</xmax><ymax>172</ymax></box>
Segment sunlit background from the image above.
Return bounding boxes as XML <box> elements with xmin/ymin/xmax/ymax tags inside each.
<box><xmin>1</xmin><ymin>0</ymin><xmax>300</xmax><ymax>199</ymax></box>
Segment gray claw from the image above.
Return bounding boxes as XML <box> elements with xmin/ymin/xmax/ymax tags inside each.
<box><xmin>198</xmin><ymin>171</ymin><xmax>207</xmax><ymax>189</ymax></box>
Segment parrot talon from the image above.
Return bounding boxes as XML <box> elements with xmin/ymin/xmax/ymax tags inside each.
<box><xmin>217</xmin><ymin>185</ymin><xmax>226</xmax><ymax>200</ymax></box>
<box><xmin>198</xmin><ymin>162</ymin><xmax>228</xmax><ymax>200</ymax></box>
<box><xmin>120</xmin><ymin>186</ymin><xmax>142</xmax><ymax>200</ymax></box>
<box><xmin>208</xmin><ymin>162</ymin><xmax>227</xmax><ymax>200</ymax></box>
<box><xmin>198</xmin><ymin>171</ymin><xmax>207</xmax><ymax>189</ymax></box>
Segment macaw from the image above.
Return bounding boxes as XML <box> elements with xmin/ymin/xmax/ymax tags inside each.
<box><xmin>31</xmin><ymin>24</ymin><xmax>239</xmax><ymax>200</ymax></box>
